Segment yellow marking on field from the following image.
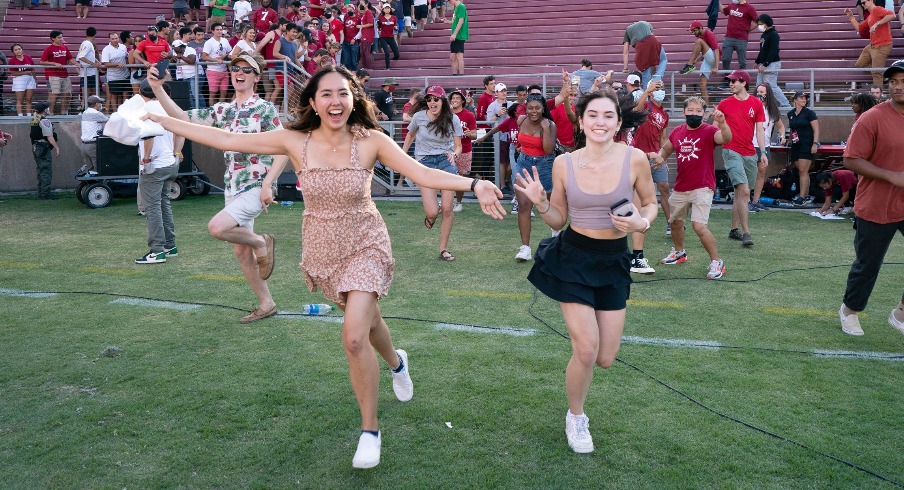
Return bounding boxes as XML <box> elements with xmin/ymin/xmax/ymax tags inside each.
<box><xmin>763</xmin><ymin>307</ymin><xmax>840</xmax><ymax>318</ymax></box>
<box><xmin>627</xmin><ymin>299</ymin><xmax>684</xmax><ymax>309</ymax></box>
<box><xmin>0</xmin><ymin>261</ymin><xmax>41</xmax><ymax>269</ymax></box>
<box><xmin>190</xmin><ymin>274</ymin><xmax>245</xmax><ymax>282</ymax></box>
<box><xmin>79</xmin><ymin>266</ymin><xmax>144</xmax><ymax>276</ymax></box>
<box><xmin>446</xmin><ymin>290</ymin><xmax>532</xmax><ymax>300</ymax></box>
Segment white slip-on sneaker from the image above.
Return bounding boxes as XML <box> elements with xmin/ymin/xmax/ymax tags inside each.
<box><xmin>352</xmin><ymin>431</ymin><xmax>381</xmax><ymax>469</ymax></box>
<box><xmin>889</xmin><ymin>308</ymin><xmax>904</xmax><ymax>336</ymax></box>
<box><xmin>839</xmin><ymin>304</ymin><xmax>864</xmax><ymax>336</ymax></box>
<box><xmin>391</xmin><ymin>349</ymin><xmax>413</xmax><ymax>402</ymax></box>
<box><xmin>515</xmin><ymin>244</ymin><xmax>532</xmax><ymax>262</ymax></box>
<box><xmin>453</xmin><ymin>201</ymin><xmax>463</xmax><ymax>213</ymax></box>
<box><xmin>565</xmin><ymin>411</ymin><xmax>594</xmax><ymax>454</ymax></box>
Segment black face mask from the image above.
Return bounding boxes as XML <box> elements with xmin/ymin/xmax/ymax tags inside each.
<box><xmin>685</xmin><ymin>115</ymin><xmax>704</xmax><ymax>129</ymax></box>
<box><xmin>148</xmin><ymin>34</ymin><xmax>158</xmax><ymax>41</ymax></box>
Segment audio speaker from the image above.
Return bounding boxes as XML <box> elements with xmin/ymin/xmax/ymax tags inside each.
<box><xmin>166</xmin><ymin>81</ymin><xmax>191</xmax><ymax>111</ymax></box>
<box><xmin>276</xmin><ymin>171</ymin><xmax>303</xmax><ymax>201</ymax></box>
<box><xmin>97</xmin><ymin>137</ymin><xmax>193</xmax><ymax>175</ymax></box>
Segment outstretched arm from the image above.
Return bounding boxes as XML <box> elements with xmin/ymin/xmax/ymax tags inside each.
<box><xmin>143</xmin><ymin>111</ymin><xmax>292</xmax><ymax>156</ymax></box>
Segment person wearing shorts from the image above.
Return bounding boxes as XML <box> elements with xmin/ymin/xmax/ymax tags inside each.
<box><xmin>188</xmin><ymin>0</ymin><xmax>202</xmax><ymax>22</ymax></box>
<box><xmin>413</xmin><ymin>0</ymin><xmax>428</xmax><ymax>31</ymax></box>
<box><xmin>50</xmin><ymin>0</ymin><xmax>66</xmax><ymax>10</ymax></box>
<box><xmin>715</xmin><ymin>70</ymin><xmax>766</xmax><ymax>247</ymax></box>
<box><xmin>40</xmin><ymin>31</ymin><xmax>79</xmax><ymax>115</ymax></box>
<box><xmin>202</xmin><ymin>22</ymin><xmax>231</xmax><ymax>105</ymax></box>
<box><xmin>449</xmin><ymin>88</ymin><xmax>475</xmax><ymax>211</ymax></box>
<box><xmin>75</xmin><ymin>0</ymin><xmax>90</xmax><ymax>18</ymax></box>
<box><xmin>9</xmin><ymin>44</ymin><xmax>36</xmax><ymax>116</ymax></box>
<box><xmin>401</xmin><ymin>85</ymin><xmax>464</xmax><ymax>262</ymax></box>
<box><xmin>448</xmin><ymin>0</ymin><xmax>467</xmax><ymax>75</ymax></box>
<box><xmin>655</xmin><ymin>96</ymin><xmax>732</xmax><ymax>279</ymax></box>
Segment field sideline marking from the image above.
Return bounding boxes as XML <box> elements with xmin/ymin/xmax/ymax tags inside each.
<box><xmin>109</xmin><ymin>298</ymin><xmax>202</xmax><ymax>311</ymax></box>
<box><xmin>764</xmin><ymin>307</ymin><xmax>843</xmax><ymax>318</ymax></box>
<box><xmin>435</xmin><ymin>323</ymin><xmax>537</xmax><ymax>336</ymax></box>
<box><xmin>623</xmin><ymin>335</ymin><xmax>722</xmax><ymax>349</ymax></box>
<box><xmin>0</xmin><ymin>288</ymin><xmax>58</xmax><ymax>298</ymax></box>
<box><xmin>0</xmin><ymin>261</ymin><xmax>41</xmax><ymax>269</ymax></box>
<box><xmin>446</xmin><ymin>290</ymin><xmax>531</xmax><ymax>300</ymax></box>
<box><xmin>189</xmin><ymin>274</ymin><xmax>246</xmax><ymax>282</ymax></box>
<box><xmin>79</xmin><ymin>266</ymin><xmax>145</xmax><ymax>276</ymax></box>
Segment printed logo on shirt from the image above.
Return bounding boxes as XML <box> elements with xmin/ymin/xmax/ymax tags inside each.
<box><xmin>677</xmin><ymin>136</ymin><xmax>701</xmax><ymax>162</ymax></box>
<box><xmin>729</xmin><ymin>8</ymin><xmax>744</xmax><ymax>17</ymax></box>
<box><xmin>748</xmin><ymin>108</ymin><xmax>755</xmax><ymax>118</ymax></box>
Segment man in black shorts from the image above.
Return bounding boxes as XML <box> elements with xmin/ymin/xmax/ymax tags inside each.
<box><xmin>75</xmin><ymin>0</ymin><xmax>90</xmax><ymax>18</ymax></box>
<box><xmin>413</xmin><ymin>0</ymin><xmax>428</xmax><ymax>31</ymax></box>
<box><xmin>101</xmin><ymin>31</ymin><xmax>131</xmax><ymax>110</ymax></box>
<box><xmin>448</xmin><ymin>0</ymin><xmax>467</xmax><ymax>75</ymax></box>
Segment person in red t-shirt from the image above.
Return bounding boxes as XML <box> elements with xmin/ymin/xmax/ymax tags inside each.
<box><xmin>475</xmin><ymin>74</ymin><xmax>495</xmax><ymax>128</ymax></box>
<box><xmin>680</xmin><ymin>21</ymin><xmax>721</xmax><ymax>105</ymax></box>
<box><xmin>632</xmin><ymin>80</ymin><xmax>671</xmax><ymax>236</ymax></box>
<box><xmin>251</xmin><ymin>0</ymin><xmax>278</xmax><ymax>31</ymax></box>
<box><xmin>719</xmin><ymin>0</ymin><xmax>757</xmax><ymax>74</ymax></box>
<box><xmin>449</xmin><ymin>89</ymin><xmax>477</xmax><ymax>210</ymax></box>
<box><xmin>715</xmin><ymin>69</ymin><xmax>766</xmax><ymax>247</ymax></box>
<box><xmin>376</xmin><ymin>4</ymin><xmax>399</xmax><ymax>69</ymax></box>
<box><xmin>838</xmin><ymin>61</ymin><xmax>904</xmax><ymax>336</ymax></box>
<box><xmin>816</xmin><ymin>169</ymin><xmax>857</xmax><ymax>215</ymax></box>
<box><xmin>845</xmin><ymin>0</ymin><xmax>895</xmax><ymax>87</ymax></box>
<box><xmin>134</xmin><ymin>26</ymin><xmax>172</xmax><ymax>67</ymax></box>
<box><xmin>39</xmin><ymin>30</ymin><xmax>80</xmax><ymax>115</ymax></box>
<box><xmin>654</xmin><ymin>96</ymin><xmax>732</xmax><ymax>279</ymax></box>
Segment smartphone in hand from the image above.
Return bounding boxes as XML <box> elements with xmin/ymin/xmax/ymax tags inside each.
<box><xmin>155</xmin><ymin>59</ymin><xmax>170</xmax><ymax>79</ymax></box>
<box><xmin>610</xmin><ymin>198</ymin><xmax>633</xmax><ymax>217</ymax></box>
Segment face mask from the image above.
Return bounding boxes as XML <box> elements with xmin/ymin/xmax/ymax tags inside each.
<box><xmin>386</xmin><ymin>86</ymin><xmax>395</xmax><ymax>93</ymax></box>
<box><xmin>757</xmin><ymin>25</ymin><xmax>766</xmax><ymax>32</ymax></box>
<box><xmin>149</xmin><ymin>34</ymin><xmax>158</xmax><ymax>41</ymax></box>
<box><xmin>652</xmin><ymin>90</ymin><xmax>666</xmax><ymax>103</ymax></box>
<box><xmin>686</xmin><ymin>115</ymin><xmax>704</xmax><ymax>129</ymax></box>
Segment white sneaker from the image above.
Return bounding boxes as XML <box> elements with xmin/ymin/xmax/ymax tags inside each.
<box><xmin>550</xmin><ymin>228</ymin><xmax>560</xmax><ymax>237</ymax></box>
<box><xmin>889</xmin><ymin>308</ymin><xmax>904</xmax><ymax>336</ymax></box>
<box><xmin>839</xmin><ymin>304</ymin><xmax>864</xmax><ymax>336</ymax></box>
<box><xmin>390</xmin><ymin>349</ymin><xmax>413</xmax><ymax>402</ymax></box>
<box><xmin>630</xmin><ymin>256</ymin><xmax>655</xmax><ymax>275</ymax></box>
<box><xmin>453</xmin><ymin>201</ymin><xmax>463</xmax><ymax>213</ymax></box>
<box><xmin>352</xmin><ymin>431</ymin><xmax>381</xmax><ymax>469</ymax></box>
<box><xmin>515</xmin><ymin>244</ymin><xmax>532</xmax><ymax>262</ymax></box>
<box><xmin>565</xmin><ymin>411</ymin><xmax>594</xmax><ymax>454</ymax></box>
<box><xmin>511</xmin><ymin>198</ymin><xmax>519</xmax><ymax>214</ymax></box>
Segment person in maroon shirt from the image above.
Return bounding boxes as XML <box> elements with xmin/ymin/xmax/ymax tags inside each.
<box><xmin>39</xmin><ymin>30</ymin><xmax>80</xmax><ymax>115</ymax></box>
<box><xmin>475</xmin><ymin>74</ymin><xmax>495</xmax><ymax>128</ymax></box>
<box><xmin>252</xmin><ymin>0</ymin><xmax>279</xmax><ymax>32</ymax></box>
<box><xmin>632</xmin><ymin>79</ymin><xmax>671</xmax><ymax>241</ymax></box>
<box><xmin>376</xmin><ymin>3</ymin><xmax>399</xmax><ymax>69</ymax></box>
<box><xmin>839</xmin><ymin>60</ymin><xmax>904</xmax><ymax>336</ymax></box>
<box><xmin>816</xmin><ymin>170</ymin><xmax>857</xmax><ymax>215</ymax></box>
<box><xmin>340</xmin><ymin>4</ymin><xmax>361</xmax><ymax>71</ymax></box>
<box><xmin>654</xmin><ymin>96</ymin><xmax>732</xmax><ymax>279</ymax></box>
<box><xmin>356</xmin><ymin>1</ymin><xmax>376</xmax><ymax>69</ymax></box>
<box><xmin>449</xmin><ymin>88</ymin><xmax>477</xmax><ymax>211</ymax></box>
<box><xmin>718</xmin><ymin>0</ymin><xmax>758</xmax><ymax>87</ymax></box>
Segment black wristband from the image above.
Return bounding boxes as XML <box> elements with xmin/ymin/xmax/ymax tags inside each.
<box><xmin>470</xmin><ymin>178</ymin><xmax>478</xmax><ymax>192</ymax></box>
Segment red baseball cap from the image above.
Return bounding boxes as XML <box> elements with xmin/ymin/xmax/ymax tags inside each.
<box><xmin>726</xmin><ymin>70</ymin><xmax>751</xmax><ymax>84</ymax></box>
<box><xmin>426</xmin><ymin>85</ymin><xmax>446</xmax><ymax>98</ymax></box>
<box><xmin>688</xmin><ymin>21</ymin><xmax>703</xmax><ymax>31</ymax></box>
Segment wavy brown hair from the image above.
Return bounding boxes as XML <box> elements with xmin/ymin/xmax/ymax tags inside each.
<box><xmin>573</xmin><ymin>90</ymin><xmax>648</xmax><ymax>149</ymax></box>
<box><xmin>287</xmin><ymin>65</ymin><xmax>381</xmax><ymax>132</ymax></box>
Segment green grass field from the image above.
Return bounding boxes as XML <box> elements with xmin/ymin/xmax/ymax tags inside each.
<box><xmin>1</xmin><ymin>192</ymin><xmax>903</xmax><ymax>489</ymax></box>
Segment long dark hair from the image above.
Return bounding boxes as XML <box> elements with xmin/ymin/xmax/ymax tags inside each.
<box><xmin>287</xmin><ymin>65</ymin><xmax>381</xmax><ymax>132</ymax></box>
<box><xmin>850</xmin><ymin>92</ymin><xmax>880</xmax><ymax>114</ymax></box>
<box><xmin>411</xmin><ymin>95</ymin><xmax>456</xmax><ymax>139</ymax></box>
<box><xmin>757</xmin><ymin>84</ymin><xmax>780</xmax><ymax>123</ymax></box>
<box><xmin>573</xmin><ymin>90</ymin><xmax>647</xmax><ymax>149</ymax></box>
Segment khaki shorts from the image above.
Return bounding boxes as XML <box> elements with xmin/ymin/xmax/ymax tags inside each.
<box><xmin>224</xmin><ymin>186</ymin><xmax>264</xmax><ymax>229</ymax></box>
<box><xmin>668</xmin><ymin>187</ymin><xmax>714</xmax><ymax>225</ymax></box>
<box><xmin>722</xmin><ymin>148</ymin><xmax>757</xmax><ymax>188</ymax></box>
<box><xmin>48</xmin><ymin>76</ymin><xmax>73</xmax><ymax>94</ymax></box>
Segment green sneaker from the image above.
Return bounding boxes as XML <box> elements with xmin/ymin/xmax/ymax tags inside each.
<box><xmin>678</xmin><ymin>64</ymin><xmax>696</xmax><ymax>75</ymax></box>
<box><xmin>164</xmin><ymin>246</ymin><xmax>178</xmax><ymax>257</ymax></box>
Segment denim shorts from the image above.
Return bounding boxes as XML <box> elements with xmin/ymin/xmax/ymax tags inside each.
<box><xmin>418</xmin><ymin>154</ymin><xmax>457</xmax><ymax>174</ymax></box>
<box><xmin>514</xmin><ymin>153</ymin><xmax>554</xmax><ymax>191</ymax></box>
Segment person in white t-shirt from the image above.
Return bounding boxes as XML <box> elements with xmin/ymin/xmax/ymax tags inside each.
<box><xmin>79</xmin><ymin>95</ymin><xmax>108</xmax><ymax>169</ymax></box>
<box><xmin>233</xmin><ymin>0</ymin><xmax>253</xmax><ymax>23</ymax></box>
<box><xmin>77</xmin><ymin>27</ymin><xmax>103</xmax><ymax>101</ymax></box>
<box><xmin>202</xmin><ymin>22</ymin><xmax>232</xmax><ymax>105</ymax></box>
<box><xmin>135</xmin><ymin>80</ymin><xmax>185</xmax><ymax>265</ymax></box>
<box><xmin>101</xmin><ymin>31</ymin><xmax>130</xmax><ymax>110</ymax></box>
<box><xmin>172</xmin><ymin>40</ymin><xmax>200</xmax><ymax>108</ymax></box>
<box><xmin>230</xmin><ymin>25</ymin><xmax>258</xmax><ymax>58</ymax></box>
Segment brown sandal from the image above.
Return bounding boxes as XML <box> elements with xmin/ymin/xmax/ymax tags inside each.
<box><xmin>424</xmin><ymin>216</ymin><xmax>437</xmax><ymax>230</ymax></box>
<box><xmin>439</xmin><ymin>250</ymin><xmax>455</xmax><ymax>261</ymax></box>
<box><xmin>240</xmin><ymin>303</ymin><xmax>278</xmax><ymax>324</ymax></box>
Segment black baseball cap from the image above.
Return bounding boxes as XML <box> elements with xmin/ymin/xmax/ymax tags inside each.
<box><xmin>883</xmin><ymin>59</ymin><xmax>904</xmax><ymax>80</ymax></box>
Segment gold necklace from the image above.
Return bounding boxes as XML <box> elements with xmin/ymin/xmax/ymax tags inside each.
<box><xmin>578</xmin><ymin>144</ymin><xmax>615</xmax><ymax>168</ymax></box>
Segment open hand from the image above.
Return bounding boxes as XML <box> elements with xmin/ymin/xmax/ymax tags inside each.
<box><xmin>473</xmin><ymin>179</ymin><xmax>506</xmax><ymax>220</ymax></box>
<box><xmin>513</xmin><ymin>167</ymin><xmax>547</xmax><ymax>205</ymax></box>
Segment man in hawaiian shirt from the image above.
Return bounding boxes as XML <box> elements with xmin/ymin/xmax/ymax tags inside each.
<box><xmin>148</xmin><ymin>53</ymin><xmax>287</xmax><ymax>324</ymax></box>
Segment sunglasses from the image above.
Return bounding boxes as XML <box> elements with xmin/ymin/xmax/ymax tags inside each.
<box><xmin>425</xmin><ymin>96</ymin><xmax>441</xmax><ymax>102</ymax></box>
<box><xmin>729</xmin><ymin>79</ymin><xmax>744</xmax><ymax>84</ymax></box>
<box><xmin>230</xmin><ymin>65</ymin><xmax>257</xmax><ymax>74</ymax></box>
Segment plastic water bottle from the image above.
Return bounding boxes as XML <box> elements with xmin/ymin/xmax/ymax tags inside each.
<box><xmin>759</xmin><ymin>197</ymin><xmax>775</xmax><ymax>206</ymax></box>
<box><xmin>301</xmin><ymin>303</ymin><xmax>334</xmax><ymax>315</ymax></box>
<box><xmin>791</xmin><ymin>183</ymin><xmax>797</xmax><ymax>193</ymax></box>
<box><xmin>279</xmin><ymin>201</ymin><xmax>294</xmax><ymax>207</ymax></box>
<box><xmin>715</xmin><ymin>188</ymin><xmax>721</xmax><ymax>201</ymax></box>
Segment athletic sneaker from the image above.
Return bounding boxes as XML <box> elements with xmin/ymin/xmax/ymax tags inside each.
<box><xmin>791</xmin><ymin>195</ymin><xmax>804</xmax><ymax>205</ymax></box>
<box><xmin>839</xmin><ymin>304</ymin><xmax>864</xmax><ymax>336</ymax></box>
<box><xmin>164</xmin><ymin>246</ymin><xmax>179</xmax><ymax>257</ymax></box>
<box><xmin>728</xmin><ymin>228</ymin><xmax>743</xmax><ymax>241</ymax></box>
<box><xmin>352</xmin><ymin>431</ymin><xmax>381</xmax><ymax>469</ymax></box>
<box><xmin>754</xmin><ymin>201</ymin><xmax>769</xmax><ymax>211</ymax></box>
<box><xmin>453</xmin><ymin>201</ymin><xmax>463</xmax><ymax>213</ymax></box>
<box><xmin>741</xmin><ymin>233</ymin><xmax>754</xmax><ymax>247</ymax></box>
<box><xmin>511</xmin><ymin>198</ymin><xmax>519</xmax><ymax>214</ymax></box>
<box><xmin>135</xmin><ymin>250</ymin><xmax>166</xmax><ymax>264</ymax></box>
<box><xmin>630</xmin><ymin>256</ymin><xmax>656</xmax><ymax>274</ymax></box>
<box><xmin>707</xmin><ymin>259</ymin><xmax>725</xmax><ymax>279</ymax></box>
<box><xmin>803</xmin><ymin>195</ymin><xmax>815</xmax><ymax>204</ymax></box>
<box><xmin>678</xmin><ymin>64</ymin><xmax>696</xmax><ymax>75</ymax></box>
<box><xmin>888</xmin><ymin>308</ymin><xmax>904</xmax><ymax>336</ymax></box>
<box><xmin>390</xmin><ymin>349</ymin><xmax>413</xmax><ymax>402</ymax></box>
<box><xmin>665</xmin><ymin>223</ymin><xmax>672</xmax><ymax>235</ymax></box>
<box><xmin>515</xmin><ymin>244</ymin><xmax>532</xmax><ymax>262</ymax></box>
<box><xmin>748</xmin><ymin>202</ymin><xmax>759</xmax><ymax>213</ymax></box>
<box><xmin>565</xmin><ymin>411</ymin><xmax>594</xmax><ymax>454</ymax></box>
<box><xmin>660</xmin><ymin>248</ymin><xmax>687</xmax><ymax>265</ymax></box>
<box><xmin>838</xmin><ymin>206</ymin><xmax>853</xmax><ymax>215</ymax></box>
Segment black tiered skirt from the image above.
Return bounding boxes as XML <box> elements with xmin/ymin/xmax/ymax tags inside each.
<box><xmin>527</xmin><ymin>227</ymin><xmax>632</xmax><ymax>311</ymax></box>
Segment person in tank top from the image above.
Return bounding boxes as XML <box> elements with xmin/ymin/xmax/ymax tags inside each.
<box><xmin>142</xmin><ymin>65</ymin><xmax>506</xmax><ymax>471</ymax></box>
<box><xmin>514</xmin><ymin>90</ymin><xmax>658</xmax><ymax>456</ymax></box>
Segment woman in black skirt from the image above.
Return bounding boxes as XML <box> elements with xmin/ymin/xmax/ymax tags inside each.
<box><xmin>514</xmin><ymin>90</ymin><xmax>657</xmax><ymax>454</ymax></box>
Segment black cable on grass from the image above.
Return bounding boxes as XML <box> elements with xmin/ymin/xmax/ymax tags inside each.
<box><xmin>526</xmin><ymin>285</ymin><xmax>904</xmax><ymax>487</ymax></box>
<box><xmin>632</xmin><ymin>262</ymin><xmax>904</xmax><ymax>284</ymax></box>
<box><xmin>12</xmin><ymin>290</ymin><xmax>250</xmax><ymax>312</ymax></box>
